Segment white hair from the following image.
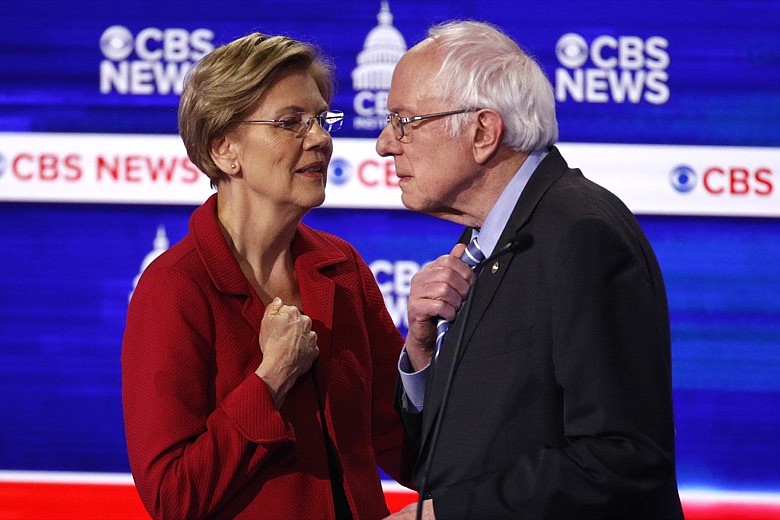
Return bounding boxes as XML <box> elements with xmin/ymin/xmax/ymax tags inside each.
<box><xmin>427</xmin><ymin>20</ymin><xmax>558</xmax><ymax>152</ymax></box>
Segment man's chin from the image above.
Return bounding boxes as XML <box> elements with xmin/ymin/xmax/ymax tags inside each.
<box><xmin>401</xmin><ymin>194</ymin><xmax>467</xmax><ymax>225</ymax></box>
<box><xmin>400</xmin><ymin>192</ymin><xmax>424</xmax><ymax>212</ymax></box>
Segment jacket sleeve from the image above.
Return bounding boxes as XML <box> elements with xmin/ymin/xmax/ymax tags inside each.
<box><xmin>394</xmin><ymin>229</ymin><xmax>473</xmax><ymax>459</ymax></box>
<box><xmin>121</xmin><ymin>266</ymin><xmax>295</xmax><ymax>520</ymax></box>
<box><xmin>354</xmin><ymin>250</ymin><xmax>417</xmax><ymax>489</ymax></box>
<box><xmin>394</xmin><ymin>378</ymin><xmax>424</xmax><ymax>455</ymax></box>
<box><xmin>432</xmin><ymin>215</ymin><xmax>680</xmax><ymax>519</ymax></box>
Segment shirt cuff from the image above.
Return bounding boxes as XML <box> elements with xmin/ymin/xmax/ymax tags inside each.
<box><xmin>398</xmin><ymin>346</ymin><xmax>429</xmax><ymax>413</ymax></box>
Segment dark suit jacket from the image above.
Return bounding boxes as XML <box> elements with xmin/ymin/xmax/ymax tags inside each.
<box><xmin>399</xmin><ymin>147</ymin><xmax>684</xmax><ymax>519</ymax></box>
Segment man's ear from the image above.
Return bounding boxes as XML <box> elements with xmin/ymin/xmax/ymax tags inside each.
<box><xmin>472</xmin><ymin>109</ymin><xmax>504</xmax><ymax>165</ymax></box>
<box><xmin>210</xmin><ymin>134</ymin><xmax>240</xmax><ymax>176</ymax></box>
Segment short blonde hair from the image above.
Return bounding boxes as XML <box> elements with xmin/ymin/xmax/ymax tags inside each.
<box><xmin>178</xmin><ymin>33</ymin><xmax>334</xmax><ymax>186</ymax></box>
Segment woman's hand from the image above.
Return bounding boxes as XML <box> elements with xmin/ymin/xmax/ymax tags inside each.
<box><xmin>255</xmin><ymin>297</ymin><xmax>319</xmax><ymax>408</ymax></box>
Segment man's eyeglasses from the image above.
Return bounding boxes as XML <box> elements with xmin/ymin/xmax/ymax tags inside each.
<box><xmin>385</xmin><ymin>108</ymin><xmax>482</xmax><ymax>140</ymax></box>
<box><xmin>237</xmin><ymin>110</ymin><xmax>344</xmax><ymax>136</ymax></box>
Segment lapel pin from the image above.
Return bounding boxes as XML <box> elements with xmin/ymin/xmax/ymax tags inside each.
<box><xmin>491</xmin><ymin>261</ymin><xmax>500</xmax><ymax>274</ymax></box>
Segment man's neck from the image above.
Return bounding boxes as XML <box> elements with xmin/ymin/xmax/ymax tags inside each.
<box><xmin>431</xmin><ymin>150</ymin><xmax>530</xmax><ymax>228</ymax></box>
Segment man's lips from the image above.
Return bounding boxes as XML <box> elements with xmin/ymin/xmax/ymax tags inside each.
<box><xmin>295</xmin><ymin>162</ymin><xmax>325</xmax><ymax>176</ymax></box>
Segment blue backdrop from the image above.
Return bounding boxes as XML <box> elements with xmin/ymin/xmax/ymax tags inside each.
<box><xmin>2</xmin><ymin>1</ymin><xmax>778</xmax><ymax>146</ymax></box>
<box><xmin>0</xmin><ymin>203</ymin><xmax>778</xmax><ymax>492</ymax></box>
<box><xmin>1</xmin><ymin>0</ymin><xmax>779</xmax><ymax>498</ymax></box>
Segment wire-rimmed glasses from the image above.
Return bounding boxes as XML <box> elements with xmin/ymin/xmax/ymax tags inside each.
<box><xmin>385</xmin><ymin>108</ymin><xmax>482</xmax><ymax>140</ymax></box>
<box><xmin>237</xmin><ymin>110</ymin><xmax>344</xmax><ymax>135</ymax></box>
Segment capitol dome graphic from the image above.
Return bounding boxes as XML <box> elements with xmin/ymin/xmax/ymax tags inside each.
<box><xmin>352</xmin><ymin>2</ymin><xmax>407</xmax><ymax>91</ymax></box>
<box><xmin>129</xmin><ymin>224</ymin><xmax>169</xmax><ymax>302</ymax></box>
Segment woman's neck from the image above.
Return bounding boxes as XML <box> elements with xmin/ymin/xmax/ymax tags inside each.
<box><xmin>216</xmin><ymin>190</ymin><xmax>304</xmax><ymax>306</ymax></box>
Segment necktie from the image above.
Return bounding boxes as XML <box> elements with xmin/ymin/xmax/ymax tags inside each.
<box><xmin>434</xmin><ymin>236</ymin><xmax>485</xmax><ymax>360</ymax></box>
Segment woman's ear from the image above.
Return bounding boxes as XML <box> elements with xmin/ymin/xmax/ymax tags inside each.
<box><xmin>472</xmin><ymin>109</ymin><xmax>504</xmax><ymax>165</ymax></box>
<box><xmin>210</xmin><ymin>134</ymin><xmax>240</xmax><ymax>176</ymax></box>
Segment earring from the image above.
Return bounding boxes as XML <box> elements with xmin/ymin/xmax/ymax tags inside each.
<box><xmin>231</xmin><ymin>163</ymin><xmax>236</xmax><ymax>169</ymax></box>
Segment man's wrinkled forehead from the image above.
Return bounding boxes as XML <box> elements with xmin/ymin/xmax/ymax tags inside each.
<box><xmin>388</xmin><ymin>43</ymin><xmax>445</xmax><ymax>112</ymax></box>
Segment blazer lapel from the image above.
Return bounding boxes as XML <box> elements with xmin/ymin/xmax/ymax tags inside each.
<box><xmin>188</xmin><ymin>194</ymin><xmax>265</xmax><ymax>330</ymax></box>
<box><xmin>292</xmin><ymin>224</ymin><xmax>348</xmax><ymax>398</ymax></box>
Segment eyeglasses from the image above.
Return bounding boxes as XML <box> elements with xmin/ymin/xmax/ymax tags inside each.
<box><xmin>236</xmin><ymin>110</ymin><xmax>344</xmax><ymax>136</ymax></box>
<box><xmin>385</xmin><ymin>108</ymin><xmax>482</xmax><ymax>140</ymax></box>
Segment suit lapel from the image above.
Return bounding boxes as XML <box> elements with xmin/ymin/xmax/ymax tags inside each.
<box><xmin>420</xmin><ymin>146</ymin><xmax>572</xmax><ymax>446</ymax></box>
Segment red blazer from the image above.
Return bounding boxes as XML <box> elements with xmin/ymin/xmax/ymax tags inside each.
<box><xmin>122</xmin><ymin>194</ymin><xmax>413</xmax><ymax>519</ymax></box>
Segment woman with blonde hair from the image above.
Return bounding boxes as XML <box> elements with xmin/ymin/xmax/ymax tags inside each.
<box><xmin>122</xmin><ymin>32</ymin><xmax>412</xmax><ymax>519</ymax></box>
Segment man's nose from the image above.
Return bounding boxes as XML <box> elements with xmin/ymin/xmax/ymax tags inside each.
<box><xmin>376</xmin><ymin>124</ymin><xmax>398</xmax><ymax>157</ymax></box>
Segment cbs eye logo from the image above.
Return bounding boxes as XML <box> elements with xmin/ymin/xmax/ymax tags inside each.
<box><xmin>100</xmin><ymin>26</ymin><xmax>135</xmax><ymax>61</ymax></box>
<box><xmin>555</xmin><ymin>33</ymin><xmax>589</xmax><ymax>69</ymax></box>
<box><xmin>670</xmin><ymin>165</ymin><xmax>697</xmax><ymax>193</ymax></box>
<box><xmin>327</xmin><ymin>158</ymin><xmax>353</xmax><ymax>186</ymax></box>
